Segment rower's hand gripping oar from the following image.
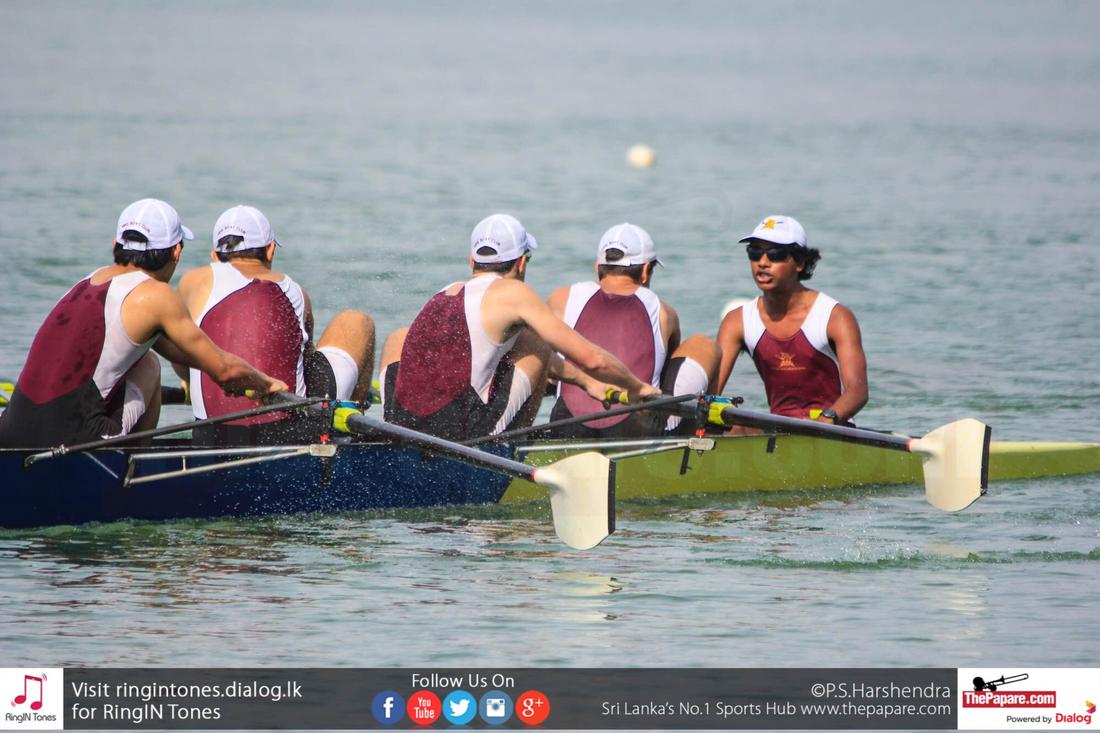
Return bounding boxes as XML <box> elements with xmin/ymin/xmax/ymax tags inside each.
<box><xmin>658</xmin><ymin>398</ymin><xmax>992</xmax><ymax>512</ymax></box>
<box><xmin>319</xmin><ymin>399</ymin><xmax>615</xmax><ymax>550</ymax></box>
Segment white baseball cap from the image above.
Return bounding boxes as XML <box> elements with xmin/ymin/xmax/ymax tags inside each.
<box><xmin>597</xmin><ymin>222</ymin><xmax>663</xmax><ymax>266</ymax></box>
<box><xmin>470</xmin><ymin>214</ymin><xmax>538</xmax><ymax>263</ymax></box>
<box><xmin>739</xmin><ymin>215</ymin><xmax>807</xmax><ymax>247</ymax></box>
<box><xmin>212</xmin><ymin>205</ymin><xmax>279</xmax><ymax>252</ymax></box>
<box><xmin>115</xmin><ymin>198</ymin><xmax>194</xmax><ymax>251</ymax></box>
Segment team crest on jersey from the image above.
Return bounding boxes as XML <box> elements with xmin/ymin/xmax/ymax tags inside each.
<box><xmin>776</xmin><ymin>352</ymin><xmax>805</xmax><ymax>371</ymax></box>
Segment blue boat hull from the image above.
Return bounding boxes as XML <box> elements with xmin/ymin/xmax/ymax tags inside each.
<box><xmin>0</xmin><ymin>442</ymin><xmax>515</xmax><ymax>529</ymax></box>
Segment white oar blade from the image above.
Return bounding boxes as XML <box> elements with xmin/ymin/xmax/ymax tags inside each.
<box><xmin>908</xmin><ymin>418</ymin><xmax>992</xmax><ymax>511</ymax></box>
<box><xmin>533</xmin><ymin>452</ymin><xmax>615</xmax><ymax>550</ymax></box>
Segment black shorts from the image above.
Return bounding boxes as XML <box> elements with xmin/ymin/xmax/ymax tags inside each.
<box><xmin>382</xmin><ymin>357</ymin><xmax>525</xmax><ymax>442</ymax></box>
<box><xmin>0</xmin><ymin>380</ymin><xmax>126</xmax><ymax>449</ymax></box>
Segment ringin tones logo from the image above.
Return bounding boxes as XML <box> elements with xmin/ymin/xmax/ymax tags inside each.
<box><xmin>2</xmin><ymin>669</ymin><xmax>63</xmax><ymax>729</ymax></box>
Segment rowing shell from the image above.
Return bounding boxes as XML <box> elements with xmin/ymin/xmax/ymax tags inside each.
<box><xmin>1</xmin><ymin>433</ymin><xmax>1097</xmax><ymax>530</ymax></box>
<box><xmin>503</xmin><ymin>434</ymin><xmax>1100</xmax><ymax>502</ymax></box>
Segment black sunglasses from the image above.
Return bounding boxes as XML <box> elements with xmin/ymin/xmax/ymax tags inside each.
<box><xmin>745</xmin><ymin>243</ymin><xmax>796</xmax><ymax>262</ymax></box>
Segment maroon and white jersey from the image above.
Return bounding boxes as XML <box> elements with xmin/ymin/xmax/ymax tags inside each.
<box><xmin>189</xmin><ymin>262</ymin><xmax>308</xmax><ymax>424</ymax></box>
<box><xmin>393</xmin><ymin>275</ymin><xmax>519</xmax><ymax>418</ymax></box>
<box><xmin>743</xmin><ymin>291</ymin><xmax>842</xmax><ymax>418</ymax></box>
<box><xmin>557</xmin><ymin>281</ymin><xmax>665</xmax><ymax>429</ymax></box>
<box><xmin>0</xmin><ymin>269</ymin><xmax>156</xmax><ymax>446</ymax></box>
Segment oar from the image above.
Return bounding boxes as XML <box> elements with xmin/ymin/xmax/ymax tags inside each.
<box><xmin>23</xmin><ymin>396</ymin><xmax>326</xmax><ymax>467</ymax></box>
<box><xmin>294</xmin><ymin>396</ymin><xmax>614</xmax><ymax>550</ymax></box>
<box><xmin>463</xmin><ymin>392</ymin><xmax>699</xmax><ymax>447</ymax></box>
<box><xmin>648</xmin><ymin>398</ymin><xmax>991</xmax><ymax>512</ymax></box>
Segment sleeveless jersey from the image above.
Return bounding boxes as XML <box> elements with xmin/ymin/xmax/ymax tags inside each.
<box><xmin>742</xmin><ymin>291</ymin><xmax>842</xmax><ymax>418</ymax></box>
<box><xmin>557</xmin><ymin>281</ymin><xmax>665</xmax><ymax>428</ymax></box>
<box><xmin>0</xmin><ymin>269</ymin><xmax>156</xmax><ymax>446</ymax></box>
<box><xmin>189</xmin><ymin>262</ymin><xmax>308</xmax><ymax>425</ymax></box>
<box><xmin>394</xmin><ymin>275</ymin><xmax>519</xmax><ymax>417</ymax></box>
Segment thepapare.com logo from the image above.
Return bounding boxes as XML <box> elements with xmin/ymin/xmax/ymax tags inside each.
<box><xmin>962</xmin><ymin>671</ymin><xmax>1094</xmax><ymax>725</ymax></box>
<box><xmin>963</xmin><ymin>672</ymin><xmax>1055</xmax><ymax>709</ymax></box>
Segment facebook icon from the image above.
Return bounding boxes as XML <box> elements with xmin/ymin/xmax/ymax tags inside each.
<box><xmin>371</xmin><ymin>691</ymin><xmax>405</xmax><ymax>725</ymax></box>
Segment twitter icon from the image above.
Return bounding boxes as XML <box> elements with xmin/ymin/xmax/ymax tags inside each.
<box><xmin>442</xmin><ymin>690</ymin><xmax>477</xmax><ymax>726</ymax></box>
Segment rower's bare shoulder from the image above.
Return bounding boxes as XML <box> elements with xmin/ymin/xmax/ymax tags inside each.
<box><xmin>718</xmin><ymin>306</ymin><xmax>745</xmax><ymax>332</ymax></box>
<box><xmin>826</xmin><ymin>303</ymin><xmax>863</xmax><ymax>341</ymax></box>
<box><xmin>716</xmin><ymin>306</ymin><xmax>746</xmax><ymax>346</ymax></box>
<box><xmin>487</xmin><ymin>276</ymin><xmax>536</xmax><ymax>303</ymax></box>
<box><xmin>177</xmin><ymin>265</ymin><xmax>210</xmax><ymax>292</ymax></box>
<box><xmin>131</xmin><ymin>276</ymin><xmax>175</xmax><ymax>300</ymax></box>
<box><xmin>828</xmin><ymin>302</ymin><xmax>861</xmax><ymax>326</ymax></box>
<box><xmin>127</xmin><ymin>276</ymin><xmax>187</xmax><ymax>315</ymax></box>
<box><xmin>546</xmin><ymin>286</ymin><xmax>569</xmax><ymax>317</ymax></box>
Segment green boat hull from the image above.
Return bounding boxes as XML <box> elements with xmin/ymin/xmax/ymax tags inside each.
<box><xmin>501</xmin><ymin>435</ymin><xmax>1100</xmax><ymax>503</ymax></box>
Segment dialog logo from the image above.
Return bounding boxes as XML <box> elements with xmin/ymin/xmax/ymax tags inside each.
<box><xmin>1087</xmin><ymin>700</ymin><xmax>1096</xmax><ymax>715</ymax></box>
<box><xmin>371</xmin><ymin>690</ymin><xmax>405</xmax><ymax>725</ymax></box>
<box><xmin>442</xmin><ymin>690</ymin><xmax>477</xmax><ymax>726</ymax></box>
<box><xmin>407</xmin><ymin>690</ymin><xmax>442</xmax><ymax>726</ymax></box>
<box><xmin>1</xmin><ymin>669</ymin><xmax>63</xmax><ymax>729</ymax></box>
<box><xmin>516</xmin><ymin>690</ymin><xmax>551</xmax><ymax>726</ymax></box>
<box><xmin>479</xmin><ymin>690</ymin><xmax>513</xmax><ymax>724</ymax></box>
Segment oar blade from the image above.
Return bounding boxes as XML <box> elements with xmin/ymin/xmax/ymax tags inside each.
<box><xmin>533</xmin><ymin>452</ymin><xmax>615</xmax><ymax>550</ymax></box>
<box><xmin>909</xmin><ymin>418</ymin><xmax>992</xmax><ymax>511</ymax></box>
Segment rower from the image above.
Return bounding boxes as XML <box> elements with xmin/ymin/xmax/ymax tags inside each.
<box><xmin>715</xmin><ymin>215</ymin><xmax>868</xmax><ymax>425</ymax></box>
<box><xmin>0</xmin><ymin>199</ymin><xmax>287</xmax><ymax>449</ymax></box>
<box><xmin>546</xmin><ymin>223</ymin><xmax>720</xmax><ymax>438</ymax></box>
<box><xmin>176</xmin><ymin>205</ymin><xmax>375</xmax><ymax>445</ymax></box>
<box><xmin>379</xmin><ymin>213</ymin><xmax>661</xmax><ymax>442</ymax></box>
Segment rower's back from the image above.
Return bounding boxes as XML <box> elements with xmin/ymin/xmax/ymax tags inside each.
<box><xmin>547</xmin><ymin>223</ymin><xmax>674</xmax><ymax>438</ymax></box>
<box><xmin>0</xmin><ymin>199</ymin><xmax>197</xmax><ymax>448</ymax></box>
<box><xmin>180</xmin><ymin>205</ymin><xmax>330</xmax><ymax>446</ymax></box>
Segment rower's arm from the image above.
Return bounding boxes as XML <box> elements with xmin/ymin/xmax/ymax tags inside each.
<box><xmin>661</xmin><ymin>302</ymin><xmax>682</xmax><ymax>356</ymax></box>
<box><xmin>503</xmin><ymin>281</ymin><xmax>659</xmax><ymax>403</ymax></box>
<box><xmin>548</xmin><ymin>354</ymin><xmax>618</xmax><ymax>402</ymax></box>
<box><xmin>301</xmin><ymin>289</ymin><xmax>316</xmax><ymax>344</ymax></box>
<box><xmin>715</xmin><ymin>307</ymin><xmax>746</xmax><ymax>394</ymax></box>
<box><xmin>824</xmin><ymin>304</ymin><xmax>868</xmax><ymax>422</ymax></box>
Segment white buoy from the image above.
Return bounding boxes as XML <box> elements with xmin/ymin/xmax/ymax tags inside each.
<box><xmin>626</xmin><ymin>144</ymin><xmax>656</xmax><ymax>169</ymax></box>
<box><xmin>720</xmin><ymin>297</ymin><xmax>753</xmax><ymax>321</ymax></box>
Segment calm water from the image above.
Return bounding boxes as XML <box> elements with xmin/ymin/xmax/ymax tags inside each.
<box><xmin>1</xmin><ymin>1</ymin><xmax>1098</xmax><ymax>672</ymax></box>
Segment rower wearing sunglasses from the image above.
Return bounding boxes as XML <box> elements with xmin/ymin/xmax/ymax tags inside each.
<box><xmin>715</xmin><ymin>215</ymin><xmax>867</xmax><ymax>425</ymax></box>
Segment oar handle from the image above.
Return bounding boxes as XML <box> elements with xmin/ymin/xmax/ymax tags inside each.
<box><xmin>602</xmin><ymin>389</ymin><xmax>629</xmax><ymax>408</ymax></box>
